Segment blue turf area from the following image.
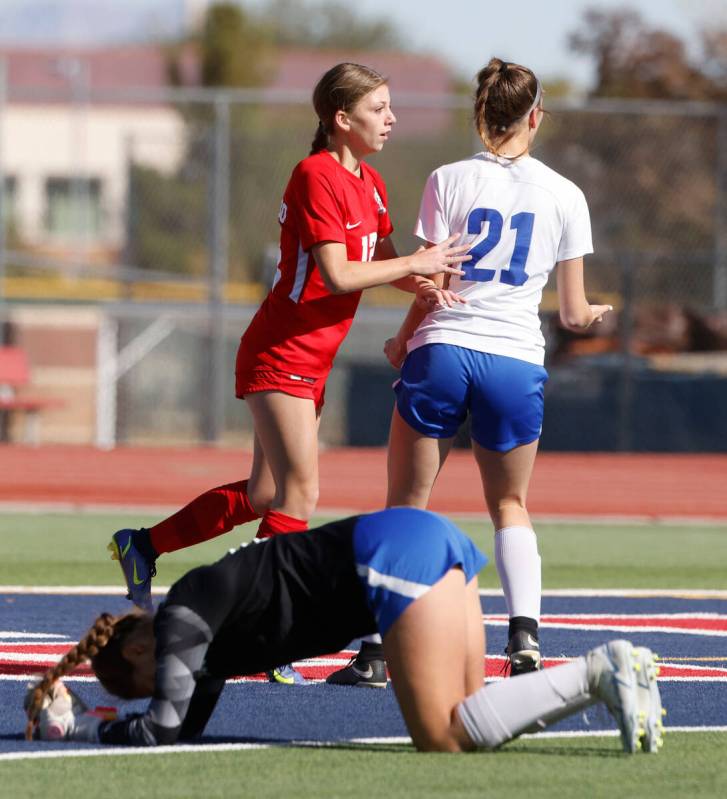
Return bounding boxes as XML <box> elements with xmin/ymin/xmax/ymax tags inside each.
<box><xmin>1</xmin><ymin>592</ymin><xmax>725</xmax><ymax>755</ymax></box>
<box><xmin>1</xmin><ymin>679</ymin><xmax>725</xmax><ymax>755</ymax></box>
<box><xmin>6</xmin><ymin>592</ymin><xmax>726</xmax><ymax>649</ymax></box>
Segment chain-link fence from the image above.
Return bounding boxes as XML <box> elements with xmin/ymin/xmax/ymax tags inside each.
<box><xmin>1</xmin><ymin>85</ymin><xmax>726</xmax><ymax>450</ymax></box>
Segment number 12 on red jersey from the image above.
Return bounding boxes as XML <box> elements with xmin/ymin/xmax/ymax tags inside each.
<box><xmin>361</xmin><ymin>232</ymin><xmax>378</xmax><ymax>262</ymax></box>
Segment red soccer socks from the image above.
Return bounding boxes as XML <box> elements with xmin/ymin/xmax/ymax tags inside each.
<box><xmin>150</xmin><ymin>480</ymin><xmax>260</xmax><ymax>554</ymax></box>
<box><xmin>256</xmin><ymin>509</ymin><xmax>308</xmax><ymax>539</ymax></box>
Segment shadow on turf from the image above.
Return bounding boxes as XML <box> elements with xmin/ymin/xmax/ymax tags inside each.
<box><xmin>203</xmin><ymin>736</ymin><xmax>625</xmax><ymax>758</ymax></box>
<box><xmin>1</xmin><ymin>732</ymin><xmax>624</xmax><ymax>758</ymax></box>
<box><xmin>199</xmin><ymin>736</ymin><xmax>409</xmax><ymax>751</ymax></box>
<box><xmin>498</xmin><ymin>744</ymin><xmax>624</xmax><ymax>758</ymax></box>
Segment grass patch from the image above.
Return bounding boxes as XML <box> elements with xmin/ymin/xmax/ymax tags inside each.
<box><xmin>1</xmin><ymin>733</ymin><xmax>725</xmax><ymax>799</ymax></box>
<box><xmin>1</xmin><ymin>512</ymin><xmax>724</xmax><ymax>797</ymax></box>
<box><xmin>0</xmin><ymin>512</ymin><xmax>724</xmax><ymax>590</ymax></box>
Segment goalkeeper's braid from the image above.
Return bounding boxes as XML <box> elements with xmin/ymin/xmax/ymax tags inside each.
<box><xmin>24</xmin><ymin>612</ymin><xmax>120</xmax><ymax>740</ymax></box>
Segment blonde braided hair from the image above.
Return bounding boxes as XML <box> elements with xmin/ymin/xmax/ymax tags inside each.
<box><xmin>24</xmin><ymin>611</ymin><xmax>143</xmax><ymax>740</ymax></box>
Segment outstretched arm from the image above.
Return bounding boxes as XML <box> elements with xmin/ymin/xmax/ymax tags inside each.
<box><xmin>372</xmin><ymin>237</ymin><xmax>430</xmax><ymax>294</ymax></box>
<box><xmin>556</xmin><ymin>257</ymin><xmax>612</xmax><ymax>332</ymax></box>
<box><xmin>312</xmin><ymin>234</ymin><xmax>469</xmax><ymax>295</ymax></box>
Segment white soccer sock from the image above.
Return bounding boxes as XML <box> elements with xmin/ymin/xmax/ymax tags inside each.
<box><xmin>494</xmin><ymin>526</ymin><xmax>541</xmax><ymax>622</ymax></box>
<box><xmin>457</xmin><ymin>658</ymin><xmax>595</xmax><ymax>749</ymax></box>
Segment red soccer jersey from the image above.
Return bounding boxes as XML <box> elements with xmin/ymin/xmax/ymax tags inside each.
<box><xmin>237</xmin><ymin>151</ymin><xmax>394</xmax><ymax>376</ymax></box>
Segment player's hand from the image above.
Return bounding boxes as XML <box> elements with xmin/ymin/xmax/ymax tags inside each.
<box><xmin>415</xmin><ymin>279</ymin><xmax>468</xmax><ymax>310</ymax></box>
<box><xmin>25</xmin><ymin>680</ymin><xmax>115</xmax><ymax>742</ymax></box>
<box><xmin>384</xmin><ymin>337</ymin><xmax>407</xmax><ymax>369</ymax></box>
<box><xmin>409</xmin><ymin>234</ymin><xmax>470</xmax><ymax>277</ymax></box>
<box><xmin>589</xmin><ymin>304</ymin><xmax>613</xmax><ymax>325</ymax></box>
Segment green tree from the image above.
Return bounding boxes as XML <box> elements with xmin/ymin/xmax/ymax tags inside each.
<box><xmin>569</xmin><ymin>8</ymin><xmax>726</xmax><ymax>100</ymax></box>
<box><xmin>200</xmin><ymin>2</ymin><xmax>274</xmax><ymax>87</ymax></box>
<box><xmin>131</xmin><ymin>0</ymin><xmax>409</xmax><ymax>283</ymax></box>
<box><xmin>258</xmin><ymin>0</ymin><xmax>402</xmax><ymax>50</ymax></box>
<box><xmin>166</xmin><ymin>2</ymin><xmax>274</xmax><ymax>89</ymax></box>
<box><xmin>557</xmin><ymin>8</ymin><xmax>727</xmax><ymax>306</ymax></box>
<box><xmin>132</xmin><ymin>3</ymin><xmax>278</xmax><ymax>280</ymax></box>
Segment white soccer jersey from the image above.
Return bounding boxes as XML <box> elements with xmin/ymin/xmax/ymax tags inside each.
<box><xmin>410</xmin><ymin>152</ymin><xmax>593</xmax><ymax>365</ymax></box>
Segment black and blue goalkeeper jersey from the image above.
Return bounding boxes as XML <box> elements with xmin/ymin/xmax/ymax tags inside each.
<box><xmin>99</xmin><ymin>516</ymin><xmax>376</xmax><ymax>745</ymax></box>
<box><xmin>98</xmin><ymin>508</ymin><xmax>486</xmax><ymax>746</ymax></box>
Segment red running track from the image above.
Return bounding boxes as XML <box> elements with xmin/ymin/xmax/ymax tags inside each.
<box><xmin>0</xmin><ymin>445</ymin><xmax>726</xmax><ymax>519</ymax></box>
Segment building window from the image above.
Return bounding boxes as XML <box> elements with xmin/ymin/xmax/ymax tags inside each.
<box><xmin>45</xmin><ymin>177</ymin><xmax>103</xmax><ymax>239</ymax></box>
<box><xmin>1</xmin><ymin>175</ymin><xmax>17</xmax><ymax>234</ymax></box>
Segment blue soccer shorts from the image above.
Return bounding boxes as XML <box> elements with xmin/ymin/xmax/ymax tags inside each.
<box><xmin>394</xmin><ymin>343</ymin><xmax>548</xmax><ymax>452</ymax></box>
<box><xmin>352</xmin><ymin>507</ymin><xmax>488</xmax><ymax>637</ymax></box>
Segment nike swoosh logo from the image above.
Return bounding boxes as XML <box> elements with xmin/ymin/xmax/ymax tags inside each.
<box><xmin>120</xmin><ymin>537</ymin><xmax>131</xmax><ymax>558</ymax></box>
<box><xmin>526</xmin><ymin>634</ymin><xmax>539</xmax><ymax>648</ymax></box>
<box><xmin>351</xmin><ymin>663</ymin><xmax>373</xmax><ymax>679</ymax></box>
<box><xmin>132</xmin><ymin>559</ymin><xmax>145</xmax><ymax>585</ymax></box>
<box><xmin>345</xmin><ymin>221</ymin><xmax>362</xmax><ymax>229</ymax></box>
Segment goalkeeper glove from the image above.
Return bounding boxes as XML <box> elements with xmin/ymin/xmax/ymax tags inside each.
<box><xmin>25</xmin><ymin>681</ymin><xmax>117</xmax><ymax>742</ymax></box>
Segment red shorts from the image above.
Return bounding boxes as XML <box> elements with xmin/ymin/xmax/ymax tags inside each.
<box><xmin>235</xmin><ymin>365</ymin><xmax>327</xmax><ymax>411</ymax></box>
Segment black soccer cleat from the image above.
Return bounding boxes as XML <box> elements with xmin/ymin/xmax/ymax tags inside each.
<box><xmin>326</xmin><ymin>656</ymin><xmax>388</xmax><ymax>688</ymax></box>
<box><xmin>506</xmin><ymin>629</ymin><xmax>541</xmax><ymax>676</ymax></box>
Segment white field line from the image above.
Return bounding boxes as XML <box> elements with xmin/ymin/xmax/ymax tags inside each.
<box><xmin>0</xmin><ymin>586</ymin><xmax>157</xmax><ymax>595</ymax></box>
<box><xmin>1</xmin><ymin>726</ymin><xmax>725</xmax><ymax>762</ymax></box>
<box><xmin>5</xmin><ymin>675</ymin><xmax>727</xmax><ymax>684</ymax></box>
<box><xmin>0</xmin><ymin>674</ymin><xmax>99</xmax><ymax>682</ymax></box>
<box><xmin>541</xmin><ymin>625</ymin><xmax>727</xmax><ymax>637</ymax></box>
<box><xmin>2</xmin><ymin>586</ymin><xmax>727</xmax><ymax>599</ymax></box>
<box><xmin>0</xmin><ymin>742</ymin><xmax>270</xmax><ymax>761</ymax></box>
<box><xmin>515</xmin><ymin>612</ymin><xmax>727</xmax><ymax>618</ymax></box>
<box><xmin>484</xmin><ymin>622</ymin><xmax>727</xmax><ymax>637</ymax></box>
<box><xmin>0</xmin><ymin>500</ymin><xmax>725</xmax><ymax>525</ymax></box>
<box><xmin>0</xmin><ymin>653</ymin><xmax>351</xmax><ymax>666</ymax></box>
<box><xmin>480</xmin><ymin>588</ymin><xmax>727</xmax><ymax>598</ymax></box>
<box><xmin>1</xmin><ymin>653</ymin><xmax>82</xmax><ymax>663</ymax></box>
<box><xmin>5</xmin><ymin>664</ymin><xmax>727</xmax><ymax>683</ymax></box>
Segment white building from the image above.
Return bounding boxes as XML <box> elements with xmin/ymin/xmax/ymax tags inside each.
<box><xmin>0</xmin><ymin>46</ymin><xmax>187</xmax><ymax>260</ymax></box>
<box><xmin>0</xmin><ymin>44</ymin><xmax>455</xmax><ymax>263</ymax></box>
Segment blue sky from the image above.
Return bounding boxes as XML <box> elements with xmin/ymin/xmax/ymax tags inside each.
<box><xmin>0</xmin><ymin>0</ymin><xmax>724</xmax><ymax>89</ymax></box>
<box><xmin>247</xmin><ymin>0</ymin><xmax>725</xmax><ymax>87</ymax></box>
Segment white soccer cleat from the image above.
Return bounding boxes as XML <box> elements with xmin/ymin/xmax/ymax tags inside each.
<box><xmin>586</xmin><ymin>639</ymin><xmax>640</xmax><ymax>753</ymax></box>
<box><xmin>633</xmin><ymin>647</ymin><xmax>665</xmax><ymax>753</ymax></box>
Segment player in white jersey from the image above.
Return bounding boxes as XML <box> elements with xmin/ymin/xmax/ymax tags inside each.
<box><xmin>327</xmin><ymin>58</ymin><xmax>613</xmax><ymax>686</ymax></box>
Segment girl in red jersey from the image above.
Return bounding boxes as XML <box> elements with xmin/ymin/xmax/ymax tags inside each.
<box><xmin>108</xmin><ymin>63</ymin><xmax>470</xmax><ymax>683</ymax></box>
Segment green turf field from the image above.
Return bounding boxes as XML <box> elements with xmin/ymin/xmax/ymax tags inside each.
<box><xmin>1</xmin><ymin>510</ymin><xmax>725</xmax><ymax>589</ymax></box>
<box><xmin>2</xmin><ymin>510</ymin><xmax>726</xmax><ymax>797</ymax></box>
<box><xmin>1</xmin><ymin>734</ymin><xmax>725</xmax><ymax>798</ymax></box>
